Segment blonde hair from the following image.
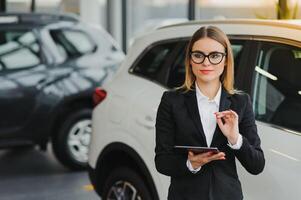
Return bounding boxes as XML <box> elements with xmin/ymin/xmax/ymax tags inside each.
<box><xmin>180</xmin><ymin>26</ymin><xmax>235</xmax><ymax>94</ymax></box>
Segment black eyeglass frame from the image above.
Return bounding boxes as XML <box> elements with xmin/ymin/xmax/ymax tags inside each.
<box><xmin>190</xmin><ymin>51</ymin><xmax>227</xmax><ymax>65</ymax></box>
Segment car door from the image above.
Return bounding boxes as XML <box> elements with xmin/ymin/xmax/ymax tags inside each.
<box><xmin>0</xmin><ymin>28</ymin><xmax>48</xmax><ymax>139</ymax></box>
<box><xmin>129</xmin><ymin>40</ymin><xmax>183</xmax><ymax>147</ymax></box>
<box><xmin>237</xmin><ymin>39</ymin><xmax>301</xmax><ymax>199</ymax></box>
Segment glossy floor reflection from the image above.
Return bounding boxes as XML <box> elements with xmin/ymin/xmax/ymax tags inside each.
<box><xmin>0</xmin><ymin>146</ymin><xmax>99</xmax><ymax>200</ymax></box>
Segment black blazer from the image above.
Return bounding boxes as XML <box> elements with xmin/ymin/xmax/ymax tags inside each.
<box><xmin>155</xmin><ymin>87</ymin><xmax>265</xmax><ymax>200</ymax></box>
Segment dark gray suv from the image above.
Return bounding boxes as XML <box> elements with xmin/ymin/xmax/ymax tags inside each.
<box><xmin>0</xmin><ymin>13</ymin><xmax>124</xmax><ymax>170</ymax></box>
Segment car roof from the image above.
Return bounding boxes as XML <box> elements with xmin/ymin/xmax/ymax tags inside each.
<box><xmin>159</xmin><ymin>18</ymin><xmax>301</xmax><ymax>31</ymax></box>
<box><xmin>0</xmin><ymin>12</ymin><xmax>79</xmax><ymax>26</ymax></box>
<box><xmin>129</xmin><ymin>18</ymin><xmax>301</xmax><ymax>48</ymax></box>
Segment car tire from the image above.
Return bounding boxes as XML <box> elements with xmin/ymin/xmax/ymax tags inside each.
<box><xmin>52</xmin><ymin>108</ymin><xmax>92</xmax><ymax>170</ymax></box>
<box><xmin>103</xmin><ymin>167</ymin><xmax>152</xmax><ymax>200</ymax></box>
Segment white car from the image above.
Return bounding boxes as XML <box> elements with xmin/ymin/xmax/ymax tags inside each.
<box><xmin>88</xmin><ymin>19</ymin><xmax>301</xmax><ymax>200</ymax></box>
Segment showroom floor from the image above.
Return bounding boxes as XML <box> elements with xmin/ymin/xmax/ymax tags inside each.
<box><xmin>0</xmin><ymin>146</ymin><xmax>99</xmax><ymax>200</ymax></box>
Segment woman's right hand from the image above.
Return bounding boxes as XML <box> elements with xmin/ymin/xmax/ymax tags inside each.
<box><xmin>188</xmin><ymin>151</ymin><xmax>226</xmax><ymax>169</ymax></box>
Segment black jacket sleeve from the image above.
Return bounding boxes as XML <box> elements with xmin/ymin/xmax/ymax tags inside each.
<box><xmin>234</xmin><ymin>93</ymin><xmax>265</xmax><ymax>175</ymax></box>
<box><xmin>155</xmin><ymin>92</ymin><xmax>191</xmax><ymax>177</ymax></box>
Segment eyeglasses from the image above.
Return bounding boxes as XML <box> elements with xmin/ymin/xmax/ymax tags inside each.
<box><xmin>190</xmin><ymin>51</ymin><xmax>227</xmax><ymax>65</ymax></box>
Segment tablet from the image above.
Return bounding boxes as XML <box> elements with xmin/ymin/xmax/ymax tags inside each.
<box><xmin>174</xmin><ymin>145</ymin><xmax>220</xmax><ymax>154</ymax></box>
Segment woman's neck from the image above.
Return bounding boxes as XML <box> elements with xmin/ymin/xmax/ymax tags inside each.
<box><xmin>196</xmin><ymin>80</ymin><xmax>221</xmax><ymax>100</ymax></box>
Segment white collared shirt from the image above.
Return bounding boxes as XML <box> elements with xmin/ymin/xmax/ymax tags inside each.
<box><xmin>195</xmin><ymin>82</ymin><xmax>221</xmax><ymax>147</ymax></box>
<box><xmin>186</xmin><ymin>82</ymin><xmax>242</xmax><ymax>173</ymax></box>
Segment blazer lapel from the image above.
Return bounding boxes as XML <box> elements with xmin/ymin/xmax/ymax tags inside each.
<box><xmin>184</xmin><ymin>89</ymin><xmax>208</xmax><ymax>147</ymax></box>
<box><xmin>211</xmin><ymin>87</ymin><xmax>232</xmax><ymax>147</ymax></box>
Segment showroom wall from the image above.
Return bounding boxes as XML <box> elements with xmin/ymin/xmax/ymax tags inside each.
<box><xmin>79</xmin><ymin>0</ymin><xmax>285</xmax><ymax>52</ymax></box>
<box><xmin>2</xmin><ymin>0</ymin><xmax>296</xmax><ymax>51</ymax></box>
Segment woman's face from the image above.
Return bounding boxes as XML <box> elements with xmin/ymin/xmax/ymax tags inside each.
<box><xmin>190</xmin><ymin>37</ymin><xmax>226</xmax><ymax>85</ymax></box>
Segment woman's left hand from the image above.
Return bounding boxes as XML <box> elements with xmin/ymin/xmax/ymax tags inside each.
<box><xmin>215</xmin><ymin>109</ymin><xmax>239</xmax><ymax>145</ymax></box>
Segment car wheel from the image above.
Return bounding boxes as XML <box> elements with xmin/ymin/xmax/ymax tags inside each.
<box><xmin>103</xmin><ymin>167</ymin><xmax>152</xmax><ymax>200</ymax></box>
<box><xmin>52</xmin><ymin>108</ymin><xmax>92</xmax><ymax>170</ymax></box>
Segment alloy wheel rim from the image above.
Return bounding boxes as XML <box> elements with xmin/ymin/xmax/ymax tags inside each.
<box><xmin>107</xmin><ymin>180</ymin><xmax>142</xmax><ymax>200</ymax></box>
<box><xmin>67</xmin><ymin>119</ymin><xmax>91</xmax><ymax>163</ymax></box>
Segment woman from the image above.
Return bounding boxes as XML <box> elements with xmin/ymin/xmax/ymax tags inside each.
<box><xmin>155</xmin><ymin>26</ymin><xmax>265</xmax><ymax>200</ymax></box>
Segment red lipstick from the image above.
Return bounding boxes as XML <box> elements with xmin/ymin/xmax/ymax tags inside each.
<box><xmin>199</xmin><ymin>70</ymin><xmax>213</xmax><ymax>74</ymax></box>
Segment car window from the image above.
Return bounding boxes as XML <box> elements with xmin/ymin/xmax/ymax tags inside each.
<box><xmin>252</xmin><ymin>41</ymin><xmax>301</xmax><ymax>132</ymax></box>
<box><xmin>167</xmin><ymin>40</ymin><xmax>246</xmax><ymax>88</ymax></box>
<box><xmin>131</xmin><ymin>41</ymin><xmax>179</xmax><ymax>84</ymax></box>
<box><xmin>231</xmin><ymin>41</ymin><xmax>245</xmax><ymax>75</ymax></box>
<box><xmin>0</xmin><ymin>30</ymin><xmax>41</xmax><ymax>71</ymax></box>
<box><xmin>49</xmin><ymin>29</ymin><xmax>96</xmax><ymax>62</ymax></box>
